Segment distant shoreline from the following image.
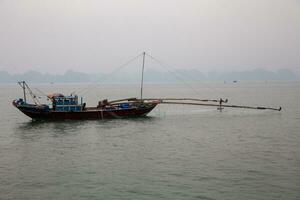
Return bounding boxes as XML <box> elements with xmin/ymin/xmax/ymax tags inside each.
<box><xmin>0</xmin><ymin>68</ymin><xmax>299</xmax><ymax>83</ymax></box>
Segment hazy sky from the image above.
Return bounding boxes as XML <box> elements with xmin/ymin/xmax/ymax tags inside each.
<box><xmin>0</xmin><ymin>0</ymin><xmax>299</xmax><ymax>74</ymax></box>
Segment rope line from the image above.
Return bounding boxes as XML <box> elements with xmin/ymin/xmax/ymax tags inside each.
<box><xmin>146</xmin><ymin>53</ymin><xmax>224</xmax><ymax>100</ymax></box>
<box><xmin>44</xmin><ymin>52</ymin><xmax>241</xmax><ymax>106</ymax></box>
<box><xmin>145</xmin><ymin>53</ymin><xmax>246</xmax><ymax>106</ymax></box>
<box><xmin>147</xmin><ymin>55</ymin><xmax>202</xmax><ymax>97</ymax></box>
<box><xmin>76</xmin><ymin>53</ymin><xmax>144</xmax><ymax>96</ymax></box>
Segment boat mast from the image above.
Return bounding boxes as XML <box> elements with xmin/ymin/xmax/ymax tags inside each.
<box><xmin>18</xmin><ymin>81</ymin><xmax>27</xmax><ymax>103</ymax></box>
<box><xmin>18</xmin><ymin>81</ymin><xmax>40</xmax><ymax>105</ymax></box>
<box><xmin>140</xmin><ymin>52</ymin><xmax>146</xmax><ymax>101</ymax></box>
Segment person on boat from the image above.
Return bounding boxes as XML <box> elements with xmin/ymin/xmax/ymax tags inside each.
<box><xmin>219</xmin><ymin>98</ymin><xmax>224</xmax><ymax>111</ymax></box>
<box><xmin>52</xmin><ymin>99</ymin><xmax>56</xmax><ymax>111</ymax></box>
<box><xmin>97</xmin><ymin>99</ymin><xmax>109</xmax><ymax>109</ymax></box>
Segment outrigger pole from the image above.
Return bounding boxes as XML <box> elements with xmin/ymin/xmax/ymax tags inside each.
<box><xmin>142</xmin><ymin>98</ymin><xmax>228</xmax><ymax>103</ymax></box>
<box><xmin>108</xmin><ymin>97</ymin><xmax>227</xmax><ymax>104</ymax></box>
<box><xmin>159</xmin><ymin>101</ymin><xmax>282</xmax><ymax>111</ymax></box>
<box><xmin>108</xmin><ymin>97</ymin><xmax>281</xmax><ymax>111</ymax></box>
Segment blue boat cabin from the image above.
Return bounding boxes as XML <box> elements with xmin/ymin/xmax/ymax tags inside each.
<box><xmin>52</xmin><ymin>95</ymin><xmax>82</xmax><ymax>112</ymax></box>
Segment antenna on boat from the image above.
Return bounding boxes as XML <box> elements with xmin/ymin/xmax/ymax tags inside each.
<box><xmin>140</xmin><ymin>52</ymin><xmax>146</xmax><ymax>101</ymax></box>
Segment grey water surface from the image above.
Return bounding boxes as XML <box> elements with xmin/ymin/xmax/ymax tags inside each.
<box><xmin>0</xmin><ymin>82</ymin><xmax>299</xmax><ymax>200</ymax></box>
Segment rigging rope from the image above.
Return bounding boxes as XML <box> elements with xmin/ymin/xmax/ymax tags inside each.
<box><xmin>76</xmin><ymin>52</ymin><xmax>232</xmax><ymax>104</ymax></box>
<box><xmin>146</xmin><ymin>54</ymin><xmax>203</xmax><ymax>98</ymax></box>
<box><xmin>54</xmin><ymin>52</ymin><xmax>250</xmax><ymax>107</ymax></box>
<box><xmin>145</xmin><ymin>53</ymin><xmax>247</xmax><ymax>106</ymax></box>
<box><xmin>75</xmin><ymin>52</ymin><xmax>144</xmax><ymax>96</ymax></box>
<box><xmin>146</xmin><ymin>53</ymin><xmax>228</xmax><ymax>100</ymax></box>
<box><xmin>34</xmin><ymin>88</ymin><xmax>48</xmax><ymax>97</ymax></box>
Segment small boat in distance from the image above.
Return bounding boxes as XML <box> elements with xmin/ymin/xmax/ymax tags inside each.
<box><xmin>13</xmin><ymin>52</ymin><xmax>281</xmax><ymax>121</ymax></box>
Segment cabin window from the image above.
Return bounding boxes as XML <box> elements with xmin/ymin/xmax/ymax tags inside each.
<box><xmin>56</xmin><ymin>106</ymin><xmax>63</xmax><ymax>111</ymax></box>
<box><xmin>57</xmin><ymin>98</ymin><xmax>63</xmax><ymax>105</ymax></box>
<box><xmin>65</xmin><ymin>100</ymin><xmax>70</xmax><ymax>105</ymax></box>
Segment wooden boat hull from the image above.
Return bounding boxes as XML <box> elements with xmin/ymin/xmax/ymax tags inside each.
<box><xmin>13</xmin><ymin>102</ymin><xmax>157</xmax><ymax>120</ymax></box>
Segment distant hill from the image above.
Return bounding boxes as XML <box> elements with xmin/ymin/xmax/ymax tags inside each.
<box><xmin>208</xmin><ymin>68</ymin><xmax>299</xmax><ymax>81</ymax></box>
<box><xmin>0</xmin><ymin>68</ymin><xmax>299</xmax><ymax>83</ymax></box>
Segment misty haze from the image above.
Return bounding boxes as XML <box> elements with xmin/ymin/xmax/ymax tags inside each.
<box><xmin>0</xmin><ymin>0</ymin><xmax>299</xmax><ymax>76</ymax></box>
<box><xmin>0</xmin><ymin>1</ymin><xmax>300</xmax><ymax>200</ymax></box>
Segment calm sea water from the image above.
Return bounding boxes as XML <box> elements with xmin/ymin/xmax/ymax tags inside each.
<box><xmin>0</xmin><ymin>82</ymin><xmax>299</xmax><ymax>200</ymax></box>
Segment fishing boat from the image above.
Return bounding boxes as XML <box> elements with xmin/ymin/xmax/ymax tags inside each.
<box><xmin>13</xmin><ymin>52</ymin><xmax>281</xmax><ymax>120</ymax></box>
<box><xmin>12</xmin><ymin>82</ymin><xmax>159</xmax><ymax>120</ymax></box>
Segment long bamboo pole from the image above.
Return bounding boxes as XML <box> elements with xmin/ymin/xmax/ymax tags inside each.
<box><xmin>108</xmin><ymin>97</ymin><xmax>227</xmax><ymax>104</ymax></box>
<box><xmin>160</xmin><ymin>101</ymin><xmax>281</xmax><ymax>111</ymax></box>
<box><xmin>108</xmin><ymin>98</ymin><xmax>138</xmax><ymax>104</ymax></box>
<box><xmin>107</xmin><ymin>97</ymin><xmax>281</xmax><ymax>111</ymax></box>
<box><xmin>142</xmin><ymin>98</ymin><xmax>228</xmax><ymax>103</ymax></box>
